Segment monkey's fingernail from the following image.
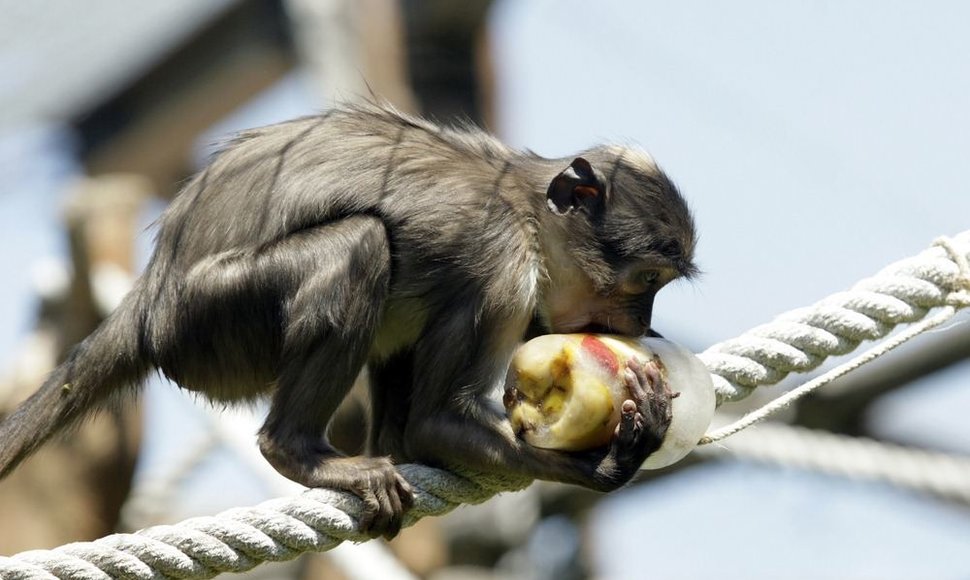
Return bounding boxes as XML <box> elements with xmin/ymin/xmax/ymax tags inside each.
<box><xmin>503</xmin><ymin>387</ymin><xmax>518</xmax><ymax>408</ymax></box>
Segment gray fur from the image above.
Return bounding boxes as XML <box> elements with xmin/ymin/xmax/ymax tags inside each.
<box><xmin>0</xmin><ymin>103</ymin><xmax>696</xmax><ymax>537</ymax></box>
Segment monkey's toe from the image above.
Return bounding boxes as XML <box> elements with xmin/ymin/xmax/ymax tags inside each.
<box><xmin>346</xmin><ymin>457</ymin><xmax>413</xmax><ymax>539</ymax></box>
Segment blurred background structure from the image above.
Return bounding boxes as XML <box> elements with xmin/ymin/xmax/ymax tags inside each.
<box><xmin>2</xmin><ymin>1</ymin><xmax>970</xmax><ymax>578</ymax></box>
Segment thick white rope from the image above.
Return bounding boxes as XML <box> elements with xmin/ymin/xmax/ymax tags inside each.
<box><xmin>698</xmin><ymin>232</ymin><xmax>970</xmax><ymax>442</ymax></box>
<box><xmin>2</xmin><ymin>232</ymin><xmax>968</xmax><ymax>578</ymax></box>
<box><xmin>0</xmin><ymin>467</ymin><xmax>529</xmax><ymax>579</ymax></box>
<box><xmin>122</xmin><ymin>402</ymin><xmax>417</xmax><ymax>580</ymax></box>
<box><xmin>697</xmin><ymin>419</ymin><xmax>970</xmax><ymax>505</ymax></box>
<box><xmin>699</xmin><ymin>304</ymin><xmax>962</xmax><ymax>444</ymax></box>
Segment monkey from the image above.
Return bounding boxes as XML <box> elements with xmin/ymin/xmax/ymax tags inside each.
<box><xmin>0</xmin><ymin>103</ymin><xmax>697</xmax><ymax>539</ymax></box>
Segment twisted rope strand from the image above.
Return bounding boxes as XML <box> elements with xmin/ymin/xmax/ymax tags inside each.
<box><xmin>0</xmin><ymin>468</ymin><xmax>526</xmax><ymax>579</ymax></box>
<box><xmin>699</xmin><ymin>233</ymin><xmax>970</xmax><ymax>443</ymax></box>
<box><xmin>700</xmin><ymin>232</ymin><xmax>970</xmax><ymax>403</ymax></box>
<box><xmin>698</xmin><ymin>304</ymin><xmax>959</xmax><ymax>444</ymax></box>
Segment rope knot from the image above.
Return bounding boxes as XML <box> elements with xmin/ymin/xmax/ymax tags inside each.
<box><xmin>933</xmin><ymin>236</ymin><xmax>970</xmax><ymax>308</ymax></box>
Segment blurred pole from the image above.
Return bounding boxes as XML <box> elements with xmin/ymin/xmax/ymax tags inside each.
<box><xmin>0</xmin><ymin>175</ymin><xmax>150</xmax><ymax>554</ymax></box>
<box><xmin>285</xmin><ymin>0</ymin><xmax>418</xmax><ymax>112</ymax></box>
<box><xmin>400</xmin><ymin>0</ymin><xmax>495</xmax><ymax>127</ymax></box>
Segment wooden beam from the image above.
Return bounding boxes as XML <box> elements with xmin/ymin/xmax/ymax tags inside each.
<box><xmin>85</xmin><ymin>49</ymin><xmax>291</xmax><ymax>196</ymax></box>
<box><xmin>75</xmin><ymin>0</ymin><xmax>296</xmax><ymax>197</ymax></box>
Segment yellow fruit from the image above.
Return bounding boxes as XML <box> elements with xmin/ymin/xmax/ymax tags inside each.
<box><xmin>504</xmin><ymin>334</ymin><xmax>715</xmax><ymax>469</ymax></box>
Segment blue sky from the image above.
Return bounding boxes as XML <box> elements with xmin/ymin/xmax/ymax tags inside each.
<box><xmin>489</xmin><ymin>2</ymin><xmax>970</xmax><ymax>575</ymax></box>
<box><xmin>1</xmin><ymin>1</ymin><xmax>969</xmax><ymax>575</ymax></box>
<box><xmin>492</xmin><ymin>1</ymin><xmax>970</xmax><ymax>346</ymax></box>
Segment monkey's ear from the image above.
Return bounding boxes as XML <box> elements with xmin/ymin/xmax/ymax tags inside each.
<box><xmin>546</xmin><ymin>157</ymin><xmax>607</xmax><ymax>215</ymax></box>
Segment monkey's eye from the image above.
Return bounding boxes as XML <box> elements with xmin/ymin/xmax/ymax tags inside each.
<box><xmin>621</xmin><ymin>269</ymin><xmax>663</xmax><ymax>295</ymax></box>
<box><xmin>636</xmin><ymin>270</ymin><xmax>661</xmax><ymax>286</ymax></box>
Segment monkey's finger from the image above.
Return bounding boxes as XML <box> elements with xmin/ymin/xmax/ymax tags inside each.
<box><xmin>370</xmin><ymin>485</ymin><xmax>399</xmax><ymax>539</ymax></box>
<box><xmin>614</xmin><ymin>399</ymin><xmax>639</xmax><ymax>448</ymax></box>
<box><xmin>380</xmin><ymin>474</ymin><xmax>414</xmax><ymax>539</ymax></box>
<box><xmin>638</xmin><ymin>361</ymin><xmax>673</xmax><ymax>426</ymax></box>
<box><xmin>396</xmin><ymin>473</ymin><xmax>415</xmax><ymax>510</ymax></box>
<box><xmin>381</xmin><ymin>472</ymin><xmax>411</xmax><ymax>539</ymax></box>
<box><xmin>644</xmin><ymin>363</ymin><xmax>662</xmax><ymax>391</ymax></box>
<box><xmin>382</xmin><ymin>492</ymin><xmax>405</xmax><ymax>540</ymax></box>
<box><xmin>357</xmin><ymin>489</ymin><xmax>381</xmax><ymax>535</ymax></box>
<box><xmin>622</xmin><ymin>368</ymin><xmax>644</xmax><ymax>407</ymax></box>
<box><xmin>624</xmin><ymin>361</ymin><xmax>648</xmax><ymax>406</ymax></box>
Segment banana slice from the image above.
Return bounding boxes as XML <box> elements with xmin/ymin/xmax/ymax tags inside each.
<box><xmin>504</xmin><ymin>334</ymin><xmax>714</xmax><ymax>469</ymax></box>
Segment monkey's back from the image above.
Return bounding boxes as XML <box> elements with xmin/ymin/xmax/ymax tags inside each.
<box><xmin>155</xmin><ymin>104</ymin><xmax>522</xmax><ymax>266</ymax></box>
<box><xmin>140</xmin><ymin>104</ymin><xmax>541</xmax><ymax>397</ymax></box>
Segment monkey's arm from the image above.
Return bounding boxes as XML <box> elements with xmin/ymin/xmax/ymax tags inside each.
<box><xmin>402</xmin><ymin>315</ymin><xmax>670</xmax><ymax>491</ymax></box>
<box><xmin>406</xmin><ymin>363</ymin><xmax>668</xmax><ymax>491</ymax></box>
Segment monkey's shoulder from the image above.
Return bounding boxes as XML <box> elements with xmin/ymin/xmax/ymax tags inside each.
<box><xmin>227</xmin><ymin>102</ymin><xmax>509</xmax><ymax>159</ymax></box>
<box><xmin>156</xmin><ymin>104</ymin><xmax>531</xmax><ymax>261</ymax></box>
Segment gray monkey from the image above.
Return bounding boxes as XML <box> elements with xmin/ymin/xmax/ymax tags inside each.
<box><xmin>0</xmin><ymin>103</ymin><xmax>697</xmax><ymax>538</ymax></box>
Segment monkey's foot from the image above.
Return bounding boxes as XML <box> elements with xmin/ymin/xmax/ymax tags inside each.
<box><xmin>259</xmin><ymin>439</ymin><xmax>413</xmax><ymax>538</ymax></box>
<box><xmin>310</xmin><ymin>456</ymin><xmax>414</xmax><ymax>539</ymax></box>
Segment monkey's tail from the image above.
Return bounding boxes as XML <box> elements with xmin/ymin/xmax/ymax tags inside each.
<box><xmin>0</xmin><ymin>288</ymin><xmax>150</xmax><ymax>480</ymax></box>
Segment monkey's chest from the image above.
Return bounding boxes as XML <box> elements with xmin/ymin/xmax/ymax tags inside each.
<box><xmin>370</xmin><ymin>298</ymin><xmax>428</xmax><ymax>361</ymax></box>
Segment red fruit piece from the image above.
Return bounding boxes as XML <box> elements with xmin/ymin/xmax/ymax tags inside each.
<box><xmin>580</xmin><ymin>335</ymin><xmax>619</xmax><ymax>375</ymax></box>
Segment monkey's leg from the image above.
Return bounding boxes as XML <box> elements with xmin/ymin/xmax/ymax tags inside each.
<box><xmin>252</xmin><ymin>216</ymin><xmax>412</xmax><ymax>538</ymax></box>
<box><xmin>367</xmin><ymin>350</ymin><xmax>413</xmax><ymax>463</ymax></box>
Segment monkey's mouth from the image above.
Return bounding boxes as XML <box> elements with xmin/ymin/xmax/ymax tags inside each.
<box><xmin>577</xmin><ymin>323</ymin><xmax>619</xmax><ymax>335</ymax></box>
<box><xmin>575</xmin><ymin>323</ymin><xmax>664</xmax><ymax>338</ymax></box>
<box><xmin>551</xmin><ymin>313</ymin><xmax>658</xmax><ymax>337</ymax></box>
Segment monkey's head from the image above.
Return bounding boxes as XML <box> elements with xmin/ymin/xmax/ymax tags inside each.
<box><xmin>537</xmin><ymin>146</ymin><xmax>697</xmax><ymax>337</ymax></box>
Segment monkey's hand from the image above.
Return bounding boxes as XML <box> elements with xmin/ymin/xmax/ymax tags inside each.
<box><xmin>592</xmin><ymin>358</ymin><xmax>673</xmax><ymax>490</ymax></box>
<box><xmin>505</xmin><ymin>334</ymin><xmax>713</xmax><ymax>488</ymax></box>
